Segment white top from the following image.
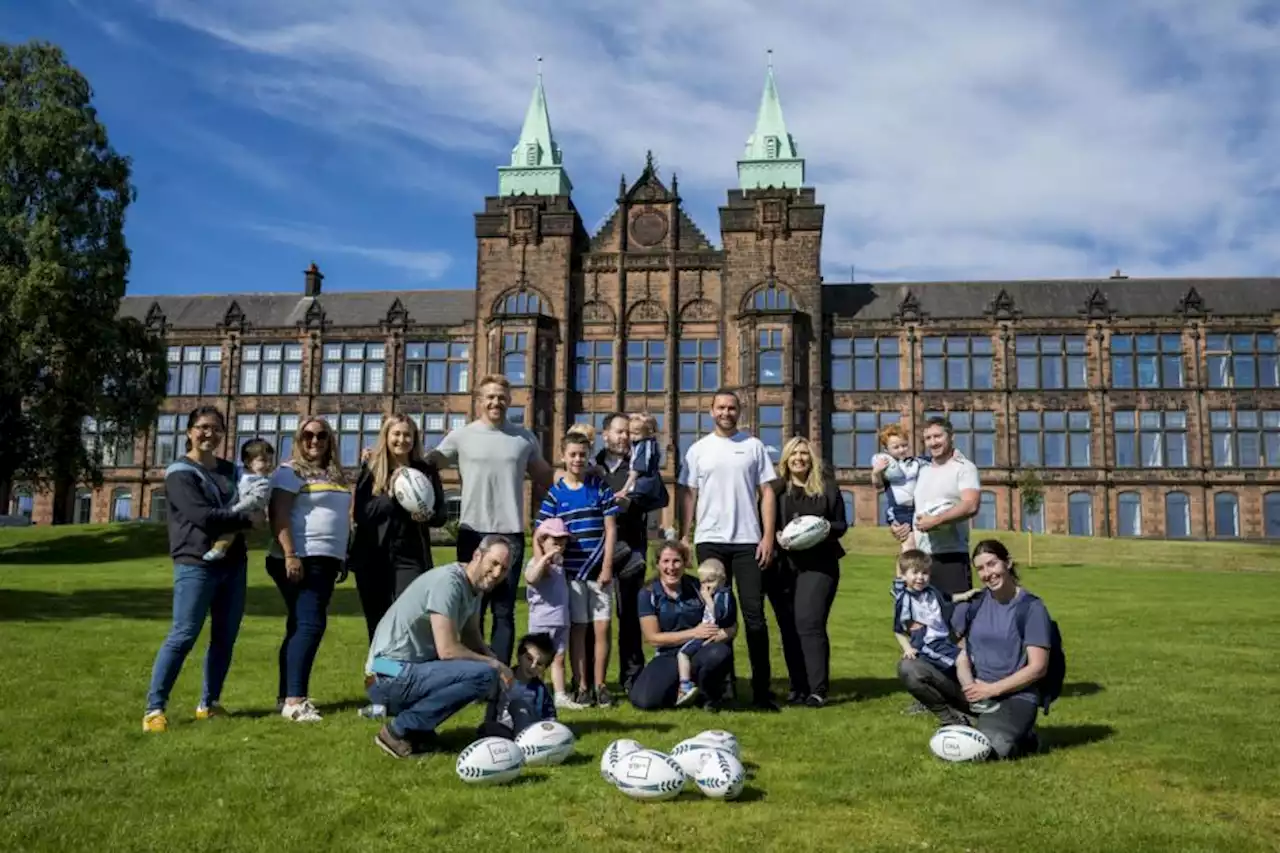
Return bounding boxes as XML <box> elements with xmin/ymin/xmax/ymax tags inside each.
<box><xmin>908</xmin><ymin>593</ymin><xmax>949</xmax><ymax>646</ymax></box>
<box><xmin>912</xmin><ymin>453</ymin><xmax>981</xmax><ymax>556</ymax></box>
<box><xmin>678</xmin><ymin>432</ymin><xmax>776</xmax><ymax>545</ymax></box>
<box><xmin>872</xmin><ymin>454</ymin><xmax>924</xmax><ymax>507</ymax></box>
<box><xmin>434</xmin><ymin>419</ymin><xmax>543</xmax><ymax>534</ymax></box>
<box><xmin>268</xmin><ymin>465</ymin><xmax>352</xmax><ymax>559</ymax></box>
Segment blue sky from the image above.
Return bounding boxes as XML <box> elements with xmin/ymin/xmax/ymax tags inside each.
<box><xmin>6</xmin><ymin>0</ymin><xmax>1280</xmax><ymax>297</ymax></box>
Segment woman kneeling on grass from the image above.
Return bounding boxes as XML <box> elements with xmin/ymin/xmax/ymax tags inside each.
<box><xmin>143</xmin><ymin>406</ymin><xmax>262</xmax><ymax>733</ymax></box>
<box><xmin>897</xmin><ymin>538</ymin><xmax>1053</xmax><ymax>759</ymax></box>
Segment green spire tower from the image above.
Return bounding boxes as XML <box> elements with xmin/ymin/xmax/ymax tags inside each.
<box><xmin>737</xmin><ymin>51</ymin><xmax>805</xmax><ymax>190</ymax></box>
<box><xmin>498</xmin><ymin>58</ymin><xmax>573</xmax><ymax>197</ymax></box>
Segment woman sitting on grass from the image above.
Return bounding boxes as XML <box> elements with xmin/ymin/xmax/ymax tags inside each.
<box><xmin>897</xmin><ymin>538</ymin><xmax>1053</xmax><ymax>759</ymax></box>
<box><xmin>143</xmin><ymin>406</ymin><xmax>262</xmax><ymax>733</ymax></box>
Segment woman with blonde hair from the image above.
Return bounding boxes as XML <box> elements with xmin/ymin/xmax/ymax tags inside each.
<box><xmin>267</xmin><ymin>415</ymin><xmax>352</xmax><ymax>722</ymax></box>
<box><xmin>771</xmin><ymin>436</ymin><xmax>848</xmax><ymax>707</ymax></box>
<box><xmin>351</xmin><ymin>413</ymin><xmax>446</xmax><ymax>640</ymax></box>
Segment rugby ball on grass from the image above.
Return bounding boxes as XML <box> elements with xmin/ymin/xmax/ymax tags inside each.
<box><xmin>693</xmin><ymin>748</ymin><xmax>746</xmax><ymax>800</ymax></box>
<box><xmin>612</xmin><ymin>749</ymin><xmax>686</xmax><ymax>801</ymax></box>
<box><xmin>599</xmin><ymin>738</ymin><xmax>644</xmax><ymax>783</ymax></box>
<box><xmin>515</xmin><ymin>720</ymin><xmax>575</xmax><ymax>766</ymax></box>
<box><xmin>455</xmin><ymin>736</ymin><xmax>523</xmax><ymax>784</ymax></box>
<box><xmin>693</xmin><ymin>729</ymin><xmax>741</xmax><ymax>758</ymax></box>
<box><xmin>928</xmin><ymin>725</ymin><xmax>992</xmax><ymax>763</ymax></box>
<box><xmin>392</xmin><ymin>467</ymin><xmax>435</xmax><ymax>518</ymax></box>
<box><xmin>778</xmin><ymin>515</ymin><xmax>830</xmax><ymax>551</ymax></box>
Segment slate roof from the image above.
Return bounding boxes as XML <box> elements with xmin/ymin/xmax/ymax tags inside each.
<box><xmin>821</xmin><ymin>277</ymin><xmax>1280</xmax><ymax>321</ymax></box>
<box><xmin>119</xmin><ymin>290</ymin><xmax>476</xmax><ymax>331</ymax></box>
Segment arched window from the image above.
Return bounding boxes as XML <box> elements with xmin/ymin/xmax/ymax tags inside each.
<box><xmin>1214</xmin><ymin>492</ymin><xmax>1240</xmax><ymax>538</ymax></box>
<box><xmin>74</xmin><ymin>489</ymin><xmax>93</xmax><ymax>524</ymax></box>
<box><xmin>10</xmin><ymin>488</ymin><xmax>34</xmax><ymax>520</ymax></box>
<box><xmin>501</xmin><ymin>332</ymin><xmax>528</xmax><ymax>386</ymax></box>
<box><xmin>1165</xmin><ymin>491</ymin><xmax>1190</xmax><ymax>539</ymax></box>
<box><xmin>110</xmin><ymin>488</ymin><xmax>133</xmax><ymax>523</ymax></box>
<box><xmin>1068</xmin><ymin>491</ymin><xmax>1093</xmax><ymax>536</ymax></box>
<box><xmin>445</xmin><ymin>491</ymin><xmax>462</xmax><ymax>525</ymax></box>
<box><xmin>975</xmin><ymin>490</ymin><xmax>998</xmax><ymax>530</ymax></box>
<box><xmin>841</xmin><ymin>491</ymin><xmax>855</xmax><ymax>527</ymax></box>
<box><xmin>1021</xmin><ymin>493</ymin><xmax>1045</xmax><ymax>533</ymax></box>
<box><xmin>495</xmin><ymin>290</ymin><xmax>545</xmax><ymax>316</ymax></box>
<box><xmin>149</xmin><ymin>490</ymin><xmax>168</xmax><ymax>523</ymax></box>
<box><xmin>1265</xmin><ymin>492</ymin><xmax>1280</xmax><ymax>538</ymax></box>
<box><xmin>746</xmin><ymin>283</ymin><xmax>794</xmax><ymax>312</ymax></box>
<box><xmin>1117</xmin><ymin>492</ymin><xmax>1142</xmax><ymax>537</ymax></box>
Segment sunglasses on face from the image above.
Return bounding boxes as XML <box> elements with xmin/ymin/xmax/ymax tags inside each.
<box><xmin>301</xmin><ymin>430</ymin><xmax>329</xmax><ymax>442</ymax></box>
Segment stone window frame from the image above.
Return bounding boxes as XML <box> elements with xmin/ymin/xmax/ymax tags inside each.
<box><xmin>625</xmin><ymin>339</ymin><xmax>666</xmax><ymax>393</ymax></box>
<box><xmin>166</xmin><ymin>344</ymin><xmax>222</xmax><ymax>397</ymax></box>
<box><xmin>1015</xmin><ymin>333</ymin><xmax>1088</xmax><ymax>391</ymax></box>
<box><xmin>1208</xmin><ymin>409</ymin><xmax>1280</xmax><ymax>468</ymax></box>
<box><xmin>756</xmin><ymin>328</ymin><xmax>785</xmax><ymax>386</ymax></box>
<box><xmin>1110</xmin><ymin>333</ymin><xmax>1184</xmax><ymax>390</ymax></box>
<box><xmin>678</xmin><ymin>339</ymin><xmax>720</xmax><ymax>392</ymax></box>
<box><xmin>1205</xmin><ymin>332</ymin><xmax>1279</xmax><ymax>390</ymax></box>
<box><xmin>831</xmin><ymin>336</ymin><xmax>901</xmax><ymax>392</ymax></box>
<box><xmin>501</xmin><ymin>331</ymin><xmax>530</xmax><ymax>387</ymax></box>
<box><xmin>1113</xmin><ymin>410</ymin><xmax>1189</xmax><ymax>469</ymax></box>
<box><xmin>1165</xmin><ymin>491</ymin><xmax>1191</xmax><ymax>539</ymax></box>
<box><xmin>573</xmin><ymin>339</ymin><xmax>615</xmax><ymax>393</ymax></box>
<box><xmin>235</xmin><ymin>412</ymin><xmax>301</xmax><ymax>462</ymax></box>
<box><xmin>240</xmin><ymin>342</ymin><xmax>304</xmax><ymax>396</ymax></box>
<box><xmin>921</xmin><ymin>334</ymin><xmax>995</xmax><ymax>391</ymax></box>
<box><xmin>1213</xmin><ymin>492</ymin><xmax>1241</xmax><ymax>538</ymax></box>
<box><xmin>1017</xmin><ymin>410</ymin><xmax>1092</xmax><ymax>468</ymax></box>
<box><xmin>319</xmin><ymin>342</ymin><xmax>387</xmax><ymax>396</ymax></box>
<box><xmin>404</xmin><ymin>341</ymin><xmax>470</xmax><ymax>395</ymax></box>
<box><xmin>1117</xmin><ymin>491</ymin><xmax>1143</xmax><ymax>537</ymax></box>
<box><xmin>830</xmin><ymin>410</ymin><xmax>901</xmax><ymax>470</ymax></box>
<box><xmin>1067</xmin><ymin>491</ymin><xmax>1094</xmax><ymax>536</ymax></box>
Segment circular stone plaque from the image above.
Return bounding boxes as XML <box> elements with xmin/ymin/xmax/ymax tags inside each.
<box><xmin>630</xmin><ymin>210</ymin><xmax>669</xmax><ymax>247</ymax></box>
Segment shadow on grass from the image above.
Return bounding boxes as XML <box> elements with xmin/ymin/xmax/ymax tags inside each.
<box><xmin>1060</xmin><ymin>682</ymin><xmax>1104</xmax><ymax>698</ymax></box>
<box><xmin>1040</xmin><ymin>723</ymin><xmax>1115</xmax><ymax>752</ymax></box>
<box><xmin>1</xmin><ymin>525</ymin><xmax>173</xmax><ymax>565</ymax></box>
<box><xmin>570</xmin><ymin>719</ymin><xmax>677</xmax><ymax>737</ymax></box>
<box><xmin>0</xmin><ymin>586</ymin><xmax>368</xmax><ymax>622</ymax></box>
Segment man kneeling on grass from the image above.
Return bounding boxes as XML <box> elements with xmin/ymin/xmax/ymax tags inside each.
<box><xmin>365</xmin><ymin>535</ymin><xmax>515</xmax><ymax>758</ymax></box>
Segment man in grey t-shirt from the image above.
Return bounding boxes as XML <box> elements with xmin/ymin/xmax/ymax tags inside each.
<box><xmin>428</xmin><ymin>374</ymin><xmax>555</xmax><ymax>666</ymax></box>
<box><xmin>365</xmin><ymin>536</ymin><xmax>514</xmax><ymax>758</ymax></box>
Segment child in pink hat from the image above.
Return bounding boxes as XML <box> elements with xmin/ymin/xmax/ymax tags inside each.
<box><xmin>524</xmin><ymin>517</ymin><xmax>579</xmax><ymax>709</ymax></box>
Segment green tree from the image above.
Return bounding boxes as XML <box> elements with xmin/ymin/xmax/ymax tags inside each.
<box><xmin>0</xmin><ymin>41</ymin><xmax>166</xmax><ymax>521</ymax></box>
<box><xmin>1017</xmin><ymin>469</ymin><xmax>1045</xmax><ymax>567</ymax></box>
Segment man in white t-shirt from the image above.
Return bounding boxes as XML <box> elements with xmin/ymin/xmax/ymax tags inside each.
<box><xmin>677</xmin><ymin>389</ymin><xmax>783</xmax><ymax>711</ymax></box>
<box><xmin>893</xmin><ymin>417</ymin><xmax>981</xmax><ymax>595</ymax></box>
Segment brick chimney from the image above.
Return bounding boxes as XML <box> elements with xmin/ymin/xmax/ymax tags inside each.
<box><xmin>304</xmin><ymin>261</ymin><xmax>324</xmax><ymax>296</ymax></box>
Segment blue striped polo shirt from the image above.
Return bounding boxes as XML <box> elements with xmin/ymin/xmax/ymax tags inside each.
<box><xmin>535</xmin><ymin>475</ymin><xmax>620</xmax><ymax>581</ymax></box>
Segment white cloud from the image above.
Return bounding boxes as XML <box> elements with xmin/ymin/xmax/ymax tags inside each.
<box><xmin>247</xmin><ymin>221</ymin><xmax>452</xmax><ymax>280</ymax></box>
<box><xmin>140</xmin><ymin>0</ymin><xmax>1280</xmax><ymax>282</ymax></box>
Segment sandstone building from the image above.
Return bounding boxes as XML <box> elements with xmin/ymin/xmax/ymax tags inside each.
<box><xmin>13</xmin><ymin>63</ymin><xmax>1280</xmax><ymax>539</ymax></box>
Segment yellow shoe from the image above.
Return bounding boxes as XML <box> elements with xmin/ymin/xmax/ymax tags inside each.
<box><xmin>142</xmin><ymin>710</ymin><xmax>168</xmax><ymax>733</ymax></box>
<box><xmin>195</xmin><ymin>702</ymin><xmax>228</xmax><ymax>721</ymax></box>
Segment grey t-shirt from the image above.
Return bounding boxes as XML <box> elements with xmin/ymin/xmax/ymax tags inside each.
<box><xmin>365</xmin><ymin>562</ymin><xmax>480</xmax><ymax>673</ymax></box>
<box><xmin>951</xmin><ymin>589</ymin><xmax>1052</xmax><ymax>704</ymax></box>
<box><xmin>434</xmin><ymin>419</ymin><xmax>542</xmax><ymax>534</ymax></box>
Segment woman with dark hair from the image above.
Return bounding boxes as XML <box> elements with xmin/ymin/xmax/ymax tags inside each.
<box><xmin>897</xmin><ymin>538</ymin><xmax>1053</xmax><ymax>759</ymax></box>
<box><xmin>143</xmin><ymin>406</ymin><xmax>260</xmax><ymax>733</ymax></box>
<box><xmin>629</xmin><ymin>540</ymin><xmax>737</xmax><ymax>711</ymax></box>
<box><xmin>351</xmin><ymin>413</ymin><xmax>447</xmax><ymax>641</ymax></box>
<box><xmin>772</xmin><ymin>436</ymin><xmax>847</xmax><ymax>707</ymax></box>
<box><xmin>267</xmin><ymin>416</ymin><xmax>352</xmax><ymax>723</ymax></box>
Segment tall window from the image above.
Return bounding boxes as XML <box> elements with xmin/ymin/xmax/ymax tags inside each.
<box><xmin>502</xmin><ymin>333</ymin><xmax>528</xmax><ymax>386</ymax></box>
<box><xmin>110</xmin><ymin>488</ymin><xmax>133</xmax><ymax>522</ymax></box>
<box><xmin>320</xmin><ymin>343</ymin><xmax>385</xmax><ymax>395</ymax></box>
<box><xmin>922</xmin><ymin>335</ymin><xmax>994</xmax><ymax>390</ymax></box>
<box><xmin>240</xmin><ymin>343</ymin><xmax>303</xmax><ymax>396</ymax></box>
<box><xmin>166</xmin><ymin>345</ymin><xmax>221</xmax><ymax>396</ymax></box>
<box><xmin>831</xmin><ymin>411</ymin><xmax>901</xmax><ymax>469</ymax></box>
<box><xmin>877</xmin><ymin>491</ymin><xmax>889</xmax><ymax>526</ymax></box>
<box><xmin>1114</xmin><ymin>411</ymin><xmax>1188</xmax><ymax>468</ymax></box>
<box><xmin>841</xmin><ymin>491</ymin><xmax>855</xmax><ymax>526</ymax></box>
<box><xmin>153</xmin><ymin>415</ymin><xmax>187</xmax><ymax>466</ymax></box>
<box><xmin>1213</xmin><ymin>492</ymin><xmax>1240</xmax><ymax>538</ymax></box>
<box><xmin>405</xmin><ymin>342</ymin><xmax>469</xmax><ymax>394</ymax></box>
<box><xmin>321</xmin><ymin>413</ymin><xmax>383</xmax><ymax>468</ymax></box>
<box><xmin>499</xmin><ymin>291</ymin><xmax>543</xmax><ymax>315</ymax></box>
<box><xmin>678</xmin><ymin>340</ymin><xmax>719</xmax><ymax>392</ymax></box>
<box><xmin>1021</xmin><ymin>494</ymin><xmax>1045</xmax><ymax>533</ymax></box>
<box><xmin>1111</xmin><ymin>334</ymin><xmax>1183</xmax><ymax>389</ymax></box>
<box><xmin>1265</xmin><ymin>492</ymin><xmax>1280</xmax><ymax>538</ymax></box>
<box><xmin>975</xmin><ymin>490</ymin><xmax>998</xmax><ymax>530</ymax></box>
<box><xmin>74</xmin><ymin>488</ymin><xmax>92</xmax><ymax>524</ymax></box>
<box><xmin>10</xmin><ymin>489</ymin><xmax>33</xmax><ymax>520</ymax></box>
<box><xmin>757</xmin><ymin>330</ymin><xmax>784</xmax><ymax>385</ymax></box>
<box><xmin>925</xmin><ymin>411</ymin><xmax>996</xmax><ymax>467</ymax></box>
<box><xmin>677</xmin><ymin>412</ymin><xmax>715</xmax><ymax>467</ymax></box>
<box><xmin>1165</xmin><ymin>491</ymin><xmax>1190</xmax><ymax>539</ymax></box>
<box><xmin>574</xmin><ymin>341</ymin><xmax>614</xmax><ymax>392</ymax></box>
<box><xmin>1210</xmin><ymin>410</ymin><xmax>1280</xmax><ymax>468</ymax></box>
<box><xmin>831</xmin><ymin>337</ymin><xmax>900</xmax><ymax>391</ymax></box>
<box><xmin>1015</xmin><ymin>335</ymin><xmax>1087</xmax><ymax>390</ymax></box>
<box><xmin>444</xmin><ymin>491</ymin><xmax>463</xmax><ymax>523</ymax></box>
<box><xmin>1068</xmin><ymin>492</ymin><xmax>1093</xmax><ymax>536</ymax></box>
<box><xmin>415</xmin><ymin>413</ymin><xmax>468</xmax><ymax>452</ymax></box>
<box><xmin>1117</xmin><ymin>491</ymin><xmax>1142</xmax><ymax>537</ymax></box>
<box><xmin>1206</xmin><ymin>333</ymin><xmax>1279</xmax><ymax>389</ymax></box>
<box><xmin>149</xmin><ymin>490</ymin><xmax>168</xmax><ymax>523</ymax></box>
<box><xmin>626</xmin><ymin>340</ymin><xmax>666</xmax><ymax>392</ymax></box>
<box><xmin>1017</xmin><ymin>411</ymin><xmax>1091</xmax><ymax>468</ymax></box>
<box><xmin>236</xmin><ymin>413</ymin><xmax>300</xmax><ymax>461</ymax></box>
<box><xmin>749</xmin><ymin>285</ymin><xmax>792</xmax><ymax>311</ymax></box>
<box><xmin>756</xmin><ymin>405</ymin><xmax>786</xmax><ymax>463</ymax></box>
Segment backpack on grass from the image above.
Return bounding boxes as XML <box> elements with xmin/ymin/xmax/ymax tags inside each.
<box><xmin>961</xmin><ymin>590</ymin><xmax>1066</xmax><ymax>716</ymax></box>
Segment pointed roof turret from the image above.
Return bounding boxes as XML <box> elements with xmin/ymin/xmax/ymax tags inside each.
<box><xmin>498</xmin><ymin>57</ymin><xmax>573</xmax><ymax>197</ymax></box>
<box><xmin>737</xmin><ymin>51</ymin><xmax>805</xmax><ymax>190</ymax></box>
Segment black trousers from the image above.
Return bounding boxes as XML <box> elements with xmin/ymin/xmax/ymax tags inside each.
<box><xmin>629</xmin><ymin>644</ymin><xmax>733</xmax><ymax>711</ymax></box>
<box><xmin>614</xmin><ymin>566</ymin><xmax>646</xmax><ymax>690</ymax></box>
<box><xmin>929</xmin><ymin>552</ymin><xmax>973</xmax><ymax>597</ymax></box>
<box><xmin>456</xmin><ymin>529</ymin><xmax>524</xmax><ymax>667</ymax></box>
<box><xmin>355</xmin><ymin>562</ymin><xmax>430</xmax><ymax>642</ymax></box>
<box><xmin>897</xmin><ymin>657</ymin><xmax>1039</xmax><ymax>759</ymax></box>
<box><xmin>792</xmin><ymin>567</ymin><xmax>839</xmax><ymax>698</ymax></box>
<box><xmin>696</xmin><ymin>542</ymin><xmax>800</xmax><ymax>701</ymax></box>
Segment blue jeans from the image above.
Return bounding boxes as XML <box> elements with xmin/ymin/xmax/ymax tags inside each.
<box><xmin>266</xmin><ymin>555</ymin><xmax>340</xmax><ymax>700</ymax></box>
<box><xmin>456</xmin><ymin>530</ymin><xmax>524</xmax><ymax>666</ymax></box>
<box><xmin>146</xmin><ymin>561</ymin><xmax>247</xmax><ymax>711</ymax></box>
<box><xmin>368</xmin><ymin>659</ymin><xmax>497</xmax><ymax>737</ymax></box>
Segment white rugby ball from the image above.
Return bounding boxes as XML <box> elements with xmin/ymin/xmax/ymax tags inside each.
<box><xmin>515</xmin><ymin>720</ymin><xmax>575</xmax><ymax>766</ymax></box>
<box><xmin>920</xmin><ymin>499</ymin><xmax>956</xmax><ymax>519</ymax></box>
<box><xmin>392</xmin><ymin>467</ymin><xmax>435</xmax><ymax>517</ymax></box>
<box><xmin>693</xmin><ymin>729</ymin><xmax>741</xmax><ymax>758</ymax></box>
<box><xmin>455</xmin><ymin>736</ymin><xmax>524</xmax><ymax>784</ymax></box>
<box><xmin>599</xmin><ymin>738</ymin><xmax>644</xmax><ymax>783</ymax></box>
<box><xmin>693</xmin><ymin>748</ymin><xmax>746</xmax><ymax>800</ymax></box>
<box><xmin>612</xmin><ymin>749</ymin><xmax>686</xmax><ymax>801</ymax></box>
<box><xmin>929</xmin><ymin>725</ymin><xmax>992</xmax><ymax>763</ymax></box>
<box><xmin>779</xmin><ymin>515</ymin><xmax>831</xmax><ymax>551</ymax></box>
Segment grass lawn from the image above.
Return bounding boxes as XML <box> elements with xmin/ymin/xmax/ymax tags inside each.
<box><xmin>2</xmin><ymin>524</ymin><xmax>1279</xmax><ymax>853</ymax></box>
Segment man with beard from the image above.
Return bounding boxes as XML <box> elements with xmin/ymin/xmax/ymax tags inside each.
<box><xmin>677</xmin><ymin>389</ymin><xmax>785</xmax><ymax>712</ymax></box>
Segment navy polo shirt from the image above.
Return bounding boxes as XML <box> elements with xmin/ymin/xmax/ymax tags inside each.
<box><xmin>638</xmin><ymin>575</ymin><xmax>738</xmax><ymax>657</ymax></box>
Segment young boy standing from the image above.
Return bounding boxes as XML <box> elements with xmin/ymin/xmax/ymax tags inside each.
<box><xmin>535</xmin><ymin>431</ymin><xmax>620</xmax><ymax>708</ymax></box>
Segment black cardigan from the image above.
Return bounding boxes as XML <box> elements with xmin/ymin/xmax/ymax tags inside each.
<box><xmin>350</xmin><ymin>459</ymin><xmax>446</xmax><ymax>575</ymax></box>
<box><xmin>165</xmin><ymin>458</ymin><xmax>254</xmax><ymax>568</ymax></box>
<box><xmin>772</xmin><ymin>477</ymin><xmax>848</xmax><ymax>573</ymax></box>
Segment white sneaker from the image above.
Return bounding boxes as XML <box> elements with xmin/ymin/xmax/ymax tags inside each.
<box><xmin>358</xmin><ymin>703</ymin><xmax>386</xmax><ymax>720</ymax></box>
<box><xmin>281</xmin><ymin>699</ymin><xmax>323</xmax><ymax>722</ymax></box>
<box><xmin>554</xmin><ymin>692</ymin><xmax>585</xmax><ymax>710</ymax></box>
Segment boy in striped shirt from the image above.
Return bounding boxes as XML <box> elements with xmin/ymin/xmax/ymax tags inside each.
<box><xmin>534</xmin><ymin>431</ymin><xmax>620</xmax><ymax>708</ymax></box>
